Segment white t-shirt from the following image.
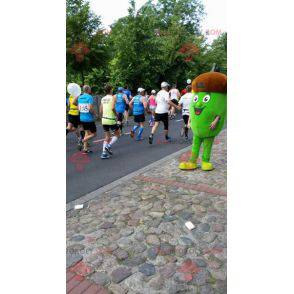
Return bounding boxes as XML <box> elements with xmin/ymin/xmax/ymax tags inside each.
<box><xmin>155</xmin><ymin>90</ymin><xmax>170</xmax><ymax>114</ymax></box>
<box><xmin>179</xmin><ymin>93</ymin><xmax>193</xmax><ymax>115</ymax></box>
<box><xmin>169</xmin><ymin>88</ymin><xmax>180</xmax><ymax>101</ymax></box>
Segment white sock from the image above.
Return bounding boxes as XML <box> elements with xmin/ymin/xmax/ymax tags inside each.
<box><xmin>103</xmin><ymin>141</ymin><xmax>107</xmax><ymax>152</ymax></box>
<box><xmin>109</xmin><ymin>136</ymin><xmax>118</xmax><ymax>146</ymax></box>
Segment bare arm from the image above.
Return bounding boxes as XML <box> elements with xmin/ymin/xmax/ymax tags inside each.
<box><xmin>99</xmin><ymin>103</ymin><xmax>103</xmax><ymax>117</ymax></box>
<box><xmin>89</xmin><ymin>104</ymin><xmax>97</xmax><ymax>117</ymax></box>
<box><xmin>142</xmin><ymin>97</ymin><xmax>148</xmax><ymax>109</ymax></box>
<box><xmin>72</xmin><ymin>96</ymin><xmax>79</xmax><ymax>106</ymax></box>
<box><xmin>177</xmin><ymin>98</ymin><xmax>183</xmax><ymax>111</ymax></box>
<box><xmin>124</xmin><ymin>95</ymin><xmax>129</xmax><ymax>105</ymax></box>
<box><xmin>129</xmin><ymin>98</ymin><xmax>134</xmax><ymax>108</ymax></box>
<box><xmin>112</xmin><ymin>96</ymin><xmax>117</xmax><ymax>116</ymax></box>
<box><xmin>168</xmin><ymin>100</ymin><xmax>178</xmax><ymax>109</ymax></box>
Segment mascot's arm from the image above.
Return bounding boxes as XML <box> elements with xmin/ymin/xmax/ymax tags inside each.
<box><xmin>210</xmin><ymin>115</ymin><xmax>220</xmax><ymax>130</ymax></box>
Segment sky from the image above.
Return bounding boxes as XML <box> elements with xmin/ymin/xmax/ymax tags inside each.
<box><xmin>89</xmin><ymin>0</ymin><xmax>226</xmax><ymax>43</ymax></box>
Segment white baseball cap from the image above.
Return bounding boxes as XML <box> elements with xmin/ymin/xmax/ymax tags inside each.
<box><xmin>137</xmin><ymin>87</ymin><xmax>145</xmax><ymax>93</ymax></box>
<box><xmin>161</xmin><ymin>81</ymin><xmax>169</xmax><ymax>88</ymax></box>
<box><xmin>187</xmin><ymin>79</ymin><xmax>192</xmax><ymax>84</ymax></box>
<box><xmin>151</xmin><ymin>90</ymin><xmax>156</xmax><ymax>94</ymax></box>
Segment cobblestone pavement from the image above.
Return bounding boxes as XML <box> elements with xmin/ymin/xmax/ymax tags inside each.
<box><xmin>67</xmin><ymin>130</ymin><xmax>227</xmax><ymax>294</ymax></box>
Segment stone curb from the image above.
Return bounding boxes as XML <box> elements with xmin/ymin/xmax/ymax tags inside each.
<box><xmin>66</xmin><ymin>145</ymin><xmax>191</xmax><ymax>211</ymax></box>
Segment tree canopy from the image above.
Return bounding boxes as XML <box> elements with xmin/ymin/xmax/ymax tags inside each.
<box><xmin>66</xmin><ymin>0</ymin><xmax>227</xmax><ymax>94</ymax></box>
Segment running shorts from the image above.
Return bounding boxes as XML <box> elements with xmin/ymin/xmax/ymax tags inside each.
<box><xmin>149</xmin><ymin>105</ymin><xmax>156</xmax><ymax>111</ymax></box>
<box><xmin>125</xmin><ymin>104</ymin><xmax>129</xmax><ymax>111</ymax></box>
<box><xmin>81</xmin><ymin>121</ymin><xmax>97</xmax><ymax>133</ymax></box>
<box><xmin>182</xmin><ymin>114</ymin><xmax>189</xmax><ymax>125</ymax></box>
<box><xmin>134</xmin><ymin>114</ymin><xmax>145</xmax><ymax>123</ymax></box>
<box><xmin>171</xmin><ymin>98</ymin><xmax>179</xmax><ymax>106</ymax></box>
<box><xmin>154</xmin><ymin>112</ymin><xmax>169</xmax><ymax>130</ymax></box>
<box><xmin>103</xmin><ymin>124</ymin><xmax>119</xmax><ymax>132</ymax></box>
<box><xmin>68</xmin><ymin>114</ymin><xmax>80</xmax><ymax>128</ymax></box>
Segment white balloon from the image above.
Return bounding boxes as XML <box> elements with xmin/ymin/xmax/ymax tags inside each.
<box><xmin>67</xmin><ymin>83</ymin><xmax>81</xmax><ymax>97</ymax></box>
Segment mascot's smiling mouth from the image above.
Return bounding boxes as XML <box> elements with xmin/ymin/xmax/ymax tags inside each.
<box><xmin>194</xmin><ymin>107</ymin><xmax>205</xmax><ymax>115</ymax></box>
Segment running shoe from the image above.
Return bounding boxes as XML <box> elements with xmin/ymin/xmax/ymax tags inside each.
<box><xmin>82</xmin><ymin>149</ymin><xmax>92</xmax><ymax>154</ymax></box>
<box><xmin>165</xmin><ymin>136</ymin><xmax>172</xmax><ymax>142</ymax></box>
<box><xmin>148</xmin><ymin>135</ymin><xmax>153</xmax><ymax>144</ymax></box>
<box><xmin>105</xmin><ymin>144</ymin><xmax>113</xmax><ymax>155</ymax></box>
<box><xmin>100</xmin><ymin>152</ymin><xmax>110</xmax><ymax>159</ymax></box>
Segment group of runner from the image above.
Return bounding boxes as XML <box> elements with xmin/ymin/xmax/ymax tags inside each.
<box><xmin>66</xmin><ymin>80</ymin><xmax>194</xmax><ymax>159</ymax></box>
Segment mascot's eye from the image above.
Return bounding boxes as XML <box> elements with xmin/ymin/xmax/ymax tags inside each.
<box><xmin>193</xmin><ymin>95</ymin><xmax>199</xmax><ymax>102</ymax></box>
<box><xmin>203</xmin><ymin>95</ymin><xmax>210</xmax><ymax>103</ymax></box>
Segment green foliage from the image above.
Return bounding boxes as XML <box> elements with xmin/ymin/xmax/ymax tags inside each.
<box><xmin>66</xmin><ymin>0</ymin><xmax>227</xmax><ymax>93</ymax></box>
<box><xmin>66</xmin><ymin>0</ymin><xmax>109</xmax><ymax>84</ymax></box>
<box><xmin>207</xmin><ymin>33</ymin><xmax>227</xmax><ymax>73</ymax></box>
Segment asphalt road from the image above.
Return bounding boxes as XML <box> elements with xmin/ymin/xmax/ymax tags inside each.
<box><xmin>66</xmin><ymin>113</ymin><xmax>191</xmax><ymax>203</ymax></box>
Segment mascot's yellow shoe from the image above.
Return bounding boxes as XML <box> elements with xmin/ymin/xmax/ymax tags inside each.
<box><xmin>178</xmin><ymin>161</ymin><xmax>198</xmax><ymax>170</ymax></box>
<box><xmin>201</xmin><ymin>161</ymin><xmax>214</xmax><ymax>171</ymax></box>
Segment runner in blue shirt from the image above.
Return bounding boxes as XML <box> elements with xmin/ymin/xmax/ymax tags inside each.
<box><xmin>76</xmin><ymin>85</ymin><xmax>97</xmax><ymax>153</ymax></box>
<box><xmin>114</xmin><ymin>87</ymin><xmax>129</xmax><ymax>132</ymax></box>
<box><xmin>129</xmin><ymin>88</ymin><xmax>147</xmax><ymax>141</ymax></box>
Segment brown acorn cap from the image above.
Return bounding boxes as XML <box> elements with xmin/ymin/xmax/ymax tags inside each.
<box><xmin>192</xmin><ymin>72</ymin><xmax>227</xmax><ymax>94</ymax></box>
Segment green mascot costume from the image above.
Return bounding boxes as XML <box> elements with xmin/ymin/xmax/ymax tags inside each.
<box><xmin>179</xmin><ymin>71</ymin><xmax>227</xmax><ymax>171</ymax></box>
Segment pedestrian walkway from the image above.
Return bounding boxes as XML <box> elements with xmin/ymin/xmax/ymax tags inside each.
<box><xmin>66</xmin><ymin>130</ymin><xmax>227</xmax><ymax>293</ymax></box>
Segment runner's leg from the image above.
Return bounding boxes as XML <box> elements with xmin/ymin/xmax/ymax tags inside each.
<box><xmin>183</xmin><ymin>115</ymin><xmax>189</xmax><ymax>139</ymax></box>
<box><xmin>137</xmin><ymin>122</ymin><xmax>144</xmax><ymax>140</ymax></box>
<box><xmin>163</xmin><ymin>114</ymin><xmax>170</xmax><ymax>140</ymax></box>
<box><xmin>124</xmin><ymin>109</ymin><xmax>129</xmax><ymax>125</ymax></box>
<box><xmin>82</xmin><ymin>130</ymin><xmax>94</xmax><ymax>151</ymax></box>
<box><xmin>101</xmin><ymin>131</ymin><xmax>111</xmax><ymax>158</ymax></box>
<box><xmin>66</xmin><ymin>122</ymin><xmax>75</xmax><ymax>135</ymax></box>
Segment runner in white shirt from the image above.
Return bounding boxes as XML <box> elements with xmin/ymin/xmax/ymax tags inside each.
<box><xmin>169</xmin><ymin>84</ymin><xmax>181</xmax><ymax>119</ymax></box>
<box><xmin>178</xmin><ymin>85</ymin><xmax>193</xmax><ymax>140</ymax></box>
<box><xmin>148</xmin><ymin>82</ymin><xmax>178</xmax><ymax>144</ymax></box>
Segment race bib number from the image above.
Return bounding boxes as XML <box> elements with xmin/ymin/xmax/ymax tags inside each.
<box><xmin>79</xmin><ymin>104</ymin><xmax>89</xmax><ymax>113</ymax></box>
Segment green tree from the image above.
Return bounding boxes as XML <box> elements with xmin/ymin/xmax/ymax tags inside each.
<box><xmin>108</xmin><ymin>0</ymin><xmax>206</xmax><ymax>92</ymax></box>
<box><xmin>66</xmin><ymin>0</ymin><xmax>109</xmax><ymax>84</ymax></box>
<box><xmin>199</xmin><ymin>33</ymin><xmax>227</xmax><ymax>74</ymax></box>
<box><xmin>66</xmin><ymin>0</ymin><xmax>227</xmax><ymax>93</ymax></box>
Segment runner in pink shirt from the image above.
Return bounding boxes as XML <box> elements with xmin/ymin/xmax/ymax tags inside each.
<box><xmin>148</xmin><ymin>90</ymin><xmax>157</xmax><ymax>127</ymax></box>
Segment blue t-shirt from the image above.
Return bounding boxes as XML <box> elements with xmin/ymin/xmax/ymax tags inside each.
<box><xmin>133</xmin><ymin>95</ymin><xmax>145</xmax><ymax>115</ymax></box>
<box><xmin>123</xmin><ymin>89</ymin><xmax>132</xmax><ymax>101</ymax></box>
<box><xmin>115</xmin><ymin>93</ymin><xmax>126</xmax><ymax>113</ymax></box>
<box><xmin>78</xmin><ymin>93</ymin><xmax>94</xmax><ymax>122</ymax></box>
